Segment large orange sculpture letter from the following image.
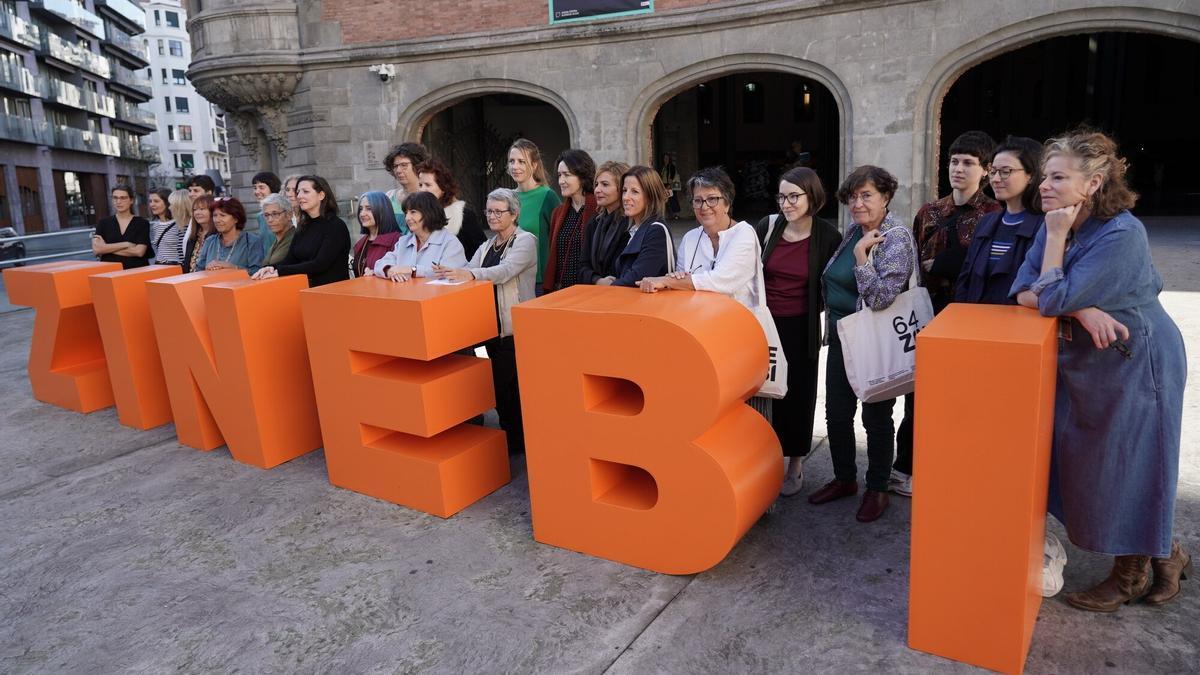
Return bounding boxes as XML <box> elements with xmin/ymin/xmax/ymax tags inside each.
<box><xmin>512</xmin><ymin>285</ymin><xmax>782</xmax><ymax>574</ymax></box>
<box><xmin>3</xmin><ymin>260</ymin><xmax>121</xmax><ymax>412</ymax></box>
<box><xmin>89</xmin><ymin>264</ymin><xmax>181</xmax><ymax>429</ymax></box>
<box><xmin>908</xmin><ymin>304</ymin><xmax>1057</xmax><ymax>674</ymax></box>
<box><xmin>145</xmin><ymin>272</ymin><xmax>322</xmax><ymax>468</ymax></box>
<box><xmin>300</xmin><ymin>277</ymin><xmax>509</xmax><ymax>518</ymax></box>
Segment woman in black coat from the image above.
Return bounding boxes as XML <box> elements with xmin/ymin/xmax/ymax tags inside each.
<box><xmin>754</xmin><ymin>167</ymin><xmax>841</xmax><ymax>496</ymax></box>
<box><xmin>253</xmin><ymin>175</ymin><xmax>350</xmax><ymax>287</ymax></box>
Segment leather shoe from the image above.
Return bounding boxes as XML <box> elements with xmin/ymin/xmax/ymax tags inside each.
<box><xmin>1065</xmin><ymin>555</ymin><xmax>1152</xmax><ymax>612</ymax></box>
<box><xmin>1144</xmin><ymin>540</ymin><xmax>1191</xmax><ymax>606</ymax></box>
<box><xmin>807</xmin><ymin>479</ymin><xmax>857</xmax><ymax>505</ymax></box>
<box><xmin>855</xmin><ymin>490</ymin><xmax>889</xmax><ymax>522</ymax></box>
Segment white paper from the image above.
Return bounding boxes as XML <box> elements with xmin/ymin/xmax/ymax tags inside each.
<box><xmin>426</xmin><ymin>278</ymin><xmax>468</xmax><ymax>286</ymax></box>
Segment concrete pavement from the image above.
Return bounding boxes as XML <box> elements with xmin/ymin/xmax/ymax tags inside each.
<box><xmin>0</xmin><ymin>218</ymin><xmax>1196</xmax><ymax>673</ymax></box>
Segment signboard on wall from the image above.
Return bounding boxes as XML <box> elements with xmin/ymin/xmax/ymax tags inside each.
<box><xmin>550</xmin><ymin>0</ymin><xmax>652</xmax><ymax>24</ymax></box>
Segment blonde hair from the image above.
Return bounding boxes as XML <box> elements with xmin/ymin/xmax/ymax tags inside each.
<box><xmin>508</xmin><ymin>138</ymin><xmax>547</xmax><ymax>185</ymax></box>
<box><xmin>1042</xmin><ymin>129</ymin><xmax>1138</xmax><ymax>218</ymax></box>
<box><xmin>596</xmin><ymin>161</ymin><xmax>631</xmax><ymax>185</ymax></box>
<box><xmin>168</xmin><ymin>189</ymin><xmax>193</xmax><ymax>229</ymax></box>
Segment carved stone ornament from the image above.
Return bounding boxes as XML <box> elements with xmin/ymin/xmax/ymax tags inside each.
<box><xmin>192</xmin><ymin>71</ymin><xmax>302</xmax><ymax>161</ymax></box>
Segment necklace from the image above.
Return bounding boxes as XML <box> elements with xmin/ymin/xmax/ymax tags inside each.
<box><xmin>217</xmin><ymin>232</ymin><xmax>240</xmax><ymax>262</ymax></box>
<box><xmin>492</xmin><ymin>231</ymin><xmax>514</xmax><ymax>251</ymax></box>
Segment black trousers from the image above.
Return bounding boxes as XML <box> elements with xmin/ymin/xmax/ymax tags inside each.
<box><xmin>485</xmin><ymin>335</ymin><xmax>525</xmax><ymax>455</ymax></box>
<box><xmin>825</xmin><ymin>329</ymin><xmax>897</xmax><ymax>492</ymax></box>
<box><xmin>894</xmin><ymin>393</ymin><xmax>914</xmax><ymax>475</ymax></box>
<box><xmin>771</xmin><ymin>314</ymin><xmax>819</xmax><ymax>457</ymax></box>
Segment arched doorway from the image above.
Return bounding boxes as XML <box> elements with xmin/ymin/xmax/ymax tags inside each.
<box><xmin>939</xmin><ymin>32</ymin><xmax>1200</xmax><ymax>214</ymax></box>
<box><xmin>651</xmin><ymin>72</ymin><xmax>840</xmax><ymax>222</ymax></box>
<box><xmin>420</xmin><ymin>94</ymin><xmax>571</xmax><ymax>209</ymax></box>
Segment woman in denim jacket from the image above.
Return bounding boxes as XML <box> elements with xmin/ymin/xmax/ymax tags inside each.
<box><xmin>809</xmin><ymin>165</ymin><xmax>916</xmax><ymax>523</ymax></box>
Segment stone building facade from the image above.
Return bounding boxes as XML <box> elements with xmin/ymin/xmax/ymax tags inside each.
<box><xmin>185</xmin><ymin>0</ymin><xmax>1200</xmax><ymax>220</ymax></box>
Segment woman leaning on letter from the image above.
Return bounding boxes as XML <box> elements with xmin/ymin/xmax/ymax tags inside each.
<box><xmin>1012</xmin><ymin>130</ymin><xmax>1188</xmax><ymax>612</ymax></box>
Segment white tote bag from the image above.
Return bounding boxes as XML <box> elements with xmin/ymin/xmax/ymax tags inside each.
<box><xmin>835</xmin><ymin>227</ymin><xmax>933</xmax><ymax>403</ymax></box>
<box><xmin>751</xmin><ymin>235</ymin><xmax>789</xmax><ymax>399</ymax></box>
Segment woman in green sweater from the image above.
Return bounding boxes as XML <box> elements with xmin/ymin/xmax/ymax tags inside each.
<box><xmin>508</xmin><ymin>138</ymin><xmax>562</xmax><ymax>288</ymax></box>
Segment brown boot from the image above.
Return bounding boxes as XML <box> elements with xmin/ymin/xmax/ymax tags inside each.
<box><xmin>1064</xmin><ymin>555</ymin><xmax>1152</xmax><ymax>612</ymax></box>
<box><xmin>1144</xmin><ymin>540</ymin><xmax>1192</xmax><ymax>606</ymax></box>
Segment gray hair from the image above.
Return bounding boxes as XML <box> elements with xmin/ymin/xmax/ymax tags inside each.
<box><xmin>487</xmin><ymin>188</ymin><xmax>521</xmax><ymax>219</ymax></box>
<box><xmin>261</xmin><ymin>192</ymin><xmax>291</xmax><ymax>212</ymax></box>
<box><xmin>282</xmin><ymin>174</ymin><xmax>303</xmax><ymax>191</ymax></box>
<box><xmin>687</xmin><ymin>166</ymin><xmax>736</xmax><ymax>210</ymax></box>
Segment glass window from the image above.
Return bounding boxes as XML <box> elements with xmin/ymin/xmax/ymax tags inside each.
<box><xmin>167</xmin><ymin>125</ymin><xmax>174</xmax><ymax>141</ymax></box>
<box><xmin>179</xmin><ymin>153</ymin><xmax>194</xmax><ymax>169</ymax></box>
<box><xmin>163</xmin><ymin>96</ymin><xmax>171</xmax><ymax>112</ymax></box>
<box><xmin>172</xmin><ymin>69</ymin><xmax>186</xmax><ymax>85</ymax></box>
<box><xmin>168</xmin><ymin>40</ymin><xmax>183</xmax><ymax>57</ymax></box>
<box><xmin>165</xmin><ymin>11</ymin><xmax>180</xmax><ymax>28</ymax></box>
<box><xmin>154</xmin><ymin>10</ymin><xmax>160</xmax><ymax>25</ymax></box>
<box><xmin>160</xmin><ymin>68</ymin><xmax>167</xmax><ymax>84</ymax></box>
<box><xmin>174</xmin><ymin>96</ymin><xmax>189</xmax><ymax>113</ymax></box>
<box><xmin>157</xmin><ymin>39</ymin><xmax>164</xmax><ymax>56</ymax></box>
<box><xmin>178</xmin><ymin>124</ymin><xmax>192</xmax><ymax>141</ymax></box>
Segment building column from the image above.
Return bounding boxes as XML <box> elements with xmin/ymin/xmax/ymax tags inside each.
<box><xmin>3</xmin><ymin>163</ymin><xmax>24</xmax><ymax>233</ymax></box>
<box><xmin>36</xmin><ymin>148</ymin><xmax>59</xmax><ymax>231</ymax></box>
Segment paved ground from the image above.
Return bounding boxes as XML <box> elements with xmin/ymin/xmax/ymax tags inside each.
<box><xmin>0</xmin><ymin>218</ymin><xmax>1196</xmax><ymax>673</ymax></box>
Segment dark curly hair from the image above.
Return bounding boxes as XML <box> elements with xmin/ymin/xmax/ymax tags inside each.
<box><xmin>555</xmin><ymin>148</ymin><xmax>596</xmax><ymax>195</ymax></box>
<box><xmin>836</xmin><ymin>165</ymin><xmax>898</xmax><ymax>205</ymax></box>
<box><xmin>383</xmin><ymin>142</ymin><xmax>429</xmax><ymax>173</ymax></box>
<box><xmin>413</xmin><ymin>159</ymin><xmax>459</xmax><ymax>207</ymax></box>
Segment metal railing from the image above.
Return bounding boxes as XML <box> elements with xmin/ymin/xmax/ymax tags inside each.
<box><xmin>94</xmin><ymin>0</ymin><xmax>146</xmax><ymax>32</ymax></box>
<box><xmin>0</xmin><ymin>7</ymin><xmax>41</xmax><ymax>47</ymax></box>
<box><xmin>115</xmin><ymin>100</ymin><xmax>155</xmax><ymax>127</ymax></box>
<box><xmin>51</xmin><ymin>124</ymin><xmax>120</xmax><ymax>156</ymax></box>
<box><xmin>0</xmin><ymin>62</ymin><xmax>41</xmax><ymax>97</ymax></box>
<box><xmin>0</xmin><ymin>228</ymin><xmax>97</xmax><ymax>269</ymax></box>
<box><xmin>82</xmin><ymin>88</ymin><xmax>116</xmax><ymax>117</ymax></box>
<box><xmin>103</xmin><ymin>26</ymin><xmax>149</xmax><ymax>62</ymax></box>
<box><xmin>0</xmin><ymin>113</ymin><xmax>49</xmax><ymax>144</ymax></box>
<box><xmin>110</xmin><ymin>66</ymin><xmax>152</xmax><ymax>97</ymax></box>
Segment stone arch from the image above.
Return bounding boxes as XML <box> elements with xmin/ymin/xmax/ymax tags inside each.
<box><xmin>911</xmin><ymin>7</ymin><xmax>1200</xmax><ymax>206</ymax></box>
<box><xmin>627</xmin><ymin>54</ymin><xmax>853</xmax><ymax>178</ymax></box>
<box><xmin>397</xmin><ymin>79</ymin><xmax>581</xmax><ymax>145</ymax></box>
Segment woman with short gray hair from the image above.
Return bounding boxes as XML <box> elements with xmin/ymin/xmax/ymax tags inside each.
<box><xmin>434</xmin><ymin>187</ymin><xmax>536</xmax><ymax>455</ymax></box>
<box><xmin>260</xmin><ymin>192</ymin><xmax>295</xmax><ymax>267</ymax></box>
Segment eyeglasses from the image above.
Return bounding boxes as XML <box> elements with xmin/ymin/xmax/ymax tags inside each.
<box><xmin>392</xmin><ymin>160</ymin><xmax>413</xmax><ymax>171</ymax></box>
<box><xmin>776</xmin><ymin>192</ymin><xmax>807</xmax><ymax>205</ymax></box>
<box><xmin>691</xmin><ymin>196</ymin><xmax>724</xmax><ymax>210</ymax></box>
<box><xmin>262</xmin><ymin>211</ymin><xmax>287</xmax><ymax>219</ymax></box>
<box><xmin>987</xmin><ymin>167</ymin><xmax>1026</xmax><ymax>180</ymax></box>
<box><xmin>847</xmin><ymin>191</ymin><xmax>877</xmax><ymax>205</ymax></box>
<box><xmin>485</xmin><ymin>209</ymin><xmax>511</xmax><ymax>218</ymax></box>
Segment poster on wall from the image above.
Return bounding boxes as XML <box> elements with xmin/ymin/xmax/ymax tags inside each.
<box><xmin>550</xmin><ymin>0</ymin><xmax>653</xmax><ymax>24</ymax></box>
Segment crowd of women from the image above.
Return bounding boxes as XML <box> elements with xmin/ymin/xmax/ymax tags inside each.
<box><xmin>91</xmin><ymin>128</ymin><xmax>1187</xmax><ymax>614</ymax></box>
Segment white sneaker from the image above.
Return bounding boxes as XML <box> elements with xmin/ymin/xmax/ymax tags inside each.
<box><xmin>1042</xmin><ymin>533</ymin><xmax>1068</xmax><ymax>597</ymax></box>
<box><xmin>888</xmin><ymin>469</ymin><xmax>912</xmax><ymax>497</ymax></box>
<box><xmin>780</xmin><ymin>457</ymin><xmax>804</xmax><ymax>496</ymax></box>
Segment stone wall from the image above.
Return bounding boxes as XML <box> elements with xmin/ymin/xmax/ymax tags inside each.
<box><xmin>187</xmin><ymin>0</ymin><xmax>1200</xmax><ymax>220</ymax></box>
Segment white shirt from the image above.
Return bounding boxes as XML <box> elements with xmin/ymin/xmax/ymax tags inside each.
<box><xmin>676</xmin><ymin>220</ymin><xmax>759</xmax><ymax>309</ymax></box>
<box><xmin>373</xmin><ymin>227</ymin><xmax>467</xmax><ymax>277</ymax></box>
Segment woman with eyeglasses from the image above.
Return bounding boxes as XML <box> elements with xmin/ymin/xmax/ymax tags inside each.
<box><xmin>351</xmin><ymin>191</ymin><xmax>403</xmax><ymax>277</ymax></box>
<box><xmin>252</xmin><ymin>175</ymin><xmax>351</xmax><ymax>287</ymax></box>
<box><xmin>809</xmin><ymin>165</ymin><xmax>915</xmax><ymax>524</ymax></box>
<box><xmin>754</xmin><ymin>167</ymin><xmax>840</xmax><ymax>496</ymax></box>
<box><xmin>955</xmin><ymin>136</ymin><xmax>1044</xmax><ymax>304</ymax></box>
<box><xmin>434</xmin><ymin>188</ymin><xmax>537</xmax><ymax>455</ymax></box>
<box><xmin>93</xmin><ymin>185</ymin><xmax>152</xmax><ymax>269</ymax></box>
<box><xmin>182</xmin><ymin>195</ymin><xmax>214</xmax><ymax>273</ymax></box>
<box><xmin>260</xmin><ymin>193</ymin><xmax>297</xmax><ymax>268</ymax></box>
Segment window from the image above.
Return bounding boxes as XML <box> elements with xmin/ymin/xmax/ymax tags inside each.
<box><xmin>163</xmin><ymin>96</ymin><xmax>171</xmax><ymax>112</ymax></box>
<box><xmin>167</xmin><ymin>125</ymin><xmax>174</xmax><ymax>141</ymax></box>
<box><xmin>165</xmin><ymin>11</ymin><xmax>180</xmax><ymax>28</ymax></box>
<box><xmin>160</xmin><ymin>68</ymin><xmax>167</xmax><ymax>84</ymax></box>
<box><xmin>157</xmin><ymin>39</ymin><xmax>164</xmax><ymax>56</ymax></box>
<box><xmin>154</xmin><ymin>10</ymin><xmax>160</xmax><ymax>25</ymax></box>
<box><xmin>172</xmin><ymin>69</ymin><xmax>186</xmax><ymax>85</ymax></box>
<box><xmin>174</xmin><ymin>96</ymin><xmax>189</xmax><ymax>113</ymax></box>
<box><xmin>178</xmin><ymin>124</ymin><xmax>192</xmax><ymax>141</ymax></box>
<box><xmin>174</xmin><ymin>153</ymin><xmax>194</xmax><ymax>169</ymax></box>
<box><xmin>168</xmin><ymin>40</ymin><xmax>183</xmax><ymax>57</ymax></box>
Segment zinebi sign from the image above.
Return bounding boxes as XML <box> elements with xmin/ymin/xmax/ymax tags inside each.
<box><xmin>3</xmin><ymin>261</ymin><xmax>781</xmax><ymax>575</ymax></box>
<box><xmin>549</xmin><ymin>0</ymin><xmax>652</xmax><ymax>24</ymax></box>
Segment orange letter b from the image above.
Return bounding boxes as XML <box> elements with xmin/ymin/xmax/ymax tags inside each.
<box><xmin>513</xmin><ymin>285</ymin><xmax>782</xmax><ymax>574</ymax></box>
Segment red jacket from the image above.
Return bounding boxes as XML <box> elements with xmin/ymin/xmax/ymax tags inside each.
<box><xmin>352</xmin><ymin>230</ymin><xmax>401</xmax><ymax>277</ymax></box>
<box><xmin>542</xmin><ymin>194</ymin><xmax>597</xmax><ymax>291</ymax></box>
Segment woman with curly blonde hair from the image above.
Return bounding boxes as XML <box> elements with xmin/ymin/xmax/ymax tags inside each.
<box><xmin>1013</xmin><ymin>129</ymin><xmax>1188</xmax><ymax>612</ymax></box>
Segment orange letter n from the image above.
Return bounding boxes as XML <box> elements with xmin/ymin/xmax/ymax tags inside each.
<box><xmin>512</xmin><ymin>285</ymin><xmax>782</xmax><ymax>574</ymax></box>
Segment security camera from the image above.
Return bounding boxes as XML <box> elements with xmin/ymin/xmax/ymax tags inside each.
<box><xmin>369</xmin><ymin>64</ymin><xmax>396</xmax><ymax>83</ymax></box>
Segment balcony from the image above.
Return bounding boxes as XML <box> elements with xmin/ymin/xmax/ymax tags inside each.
<box><xmin>109</xmin><ymin>66</ymin><xmax>152</xmax><ymax>100</ymax></box>
<box><xmin>0</xmin><ymin>63</ymin><xmax>41</xmax><ymax>97</ymax></box>
<box><xmin>29</xmin><ymin>0</ymin><xmax>105</xmax><ymax>40</ymax></box>
<box><xmin>82</xmin><ymin>89</ymin><xmax>115</xmax><ymax>117</ymax></box>
<box><xmin>0</xmin><ymin>7</ymin><xmax>41</xmax><ymax>48</ymax></box>
<box><xmin>140</xmin><ymin>143</ymin><xmax>160</xmax><ymax>163</ymax></box>
<box><xmin>0</xmin><ymin>113</ymin><xmax>48</xmax><ymax>145</ymax></box>
<box><xmin>52</xmin><ymin>124</ymin><xmax>120</xmax><ymax>156</ymax></box>
<box><xmin>114</xmin><ymin>100</ymin><xmax>155</xmax><ymax>130</ymax></box>
<box><xmin>117</xmin><ymin>138</ymin><xmax>159</xmax><ymax>163</ymax></box>
<box><xmin>94</xmin><ymin>0</ymin><xmax>145</xmax><ymax>35</ymax></box>
<box><xmin>38</xmin><ymin>32</ymin><xmax>111</xmax><ymax>78</ymax></box>
<box><xmin>40</xmin><ymin>77</ymin><xmax>85</xmax><ymax>111</ymax></box>
<box><xmin>101</xmin><ymin>26</ymin><xmax>149</xmax><ymax>67</ymax></box>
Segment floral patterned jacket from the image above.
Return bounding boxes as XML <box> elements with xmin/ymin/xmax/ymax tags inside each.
<box><xmin>822</xmin><ymin>211</ymin><xmax>918</xmax><ymax>314</ymax></box>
